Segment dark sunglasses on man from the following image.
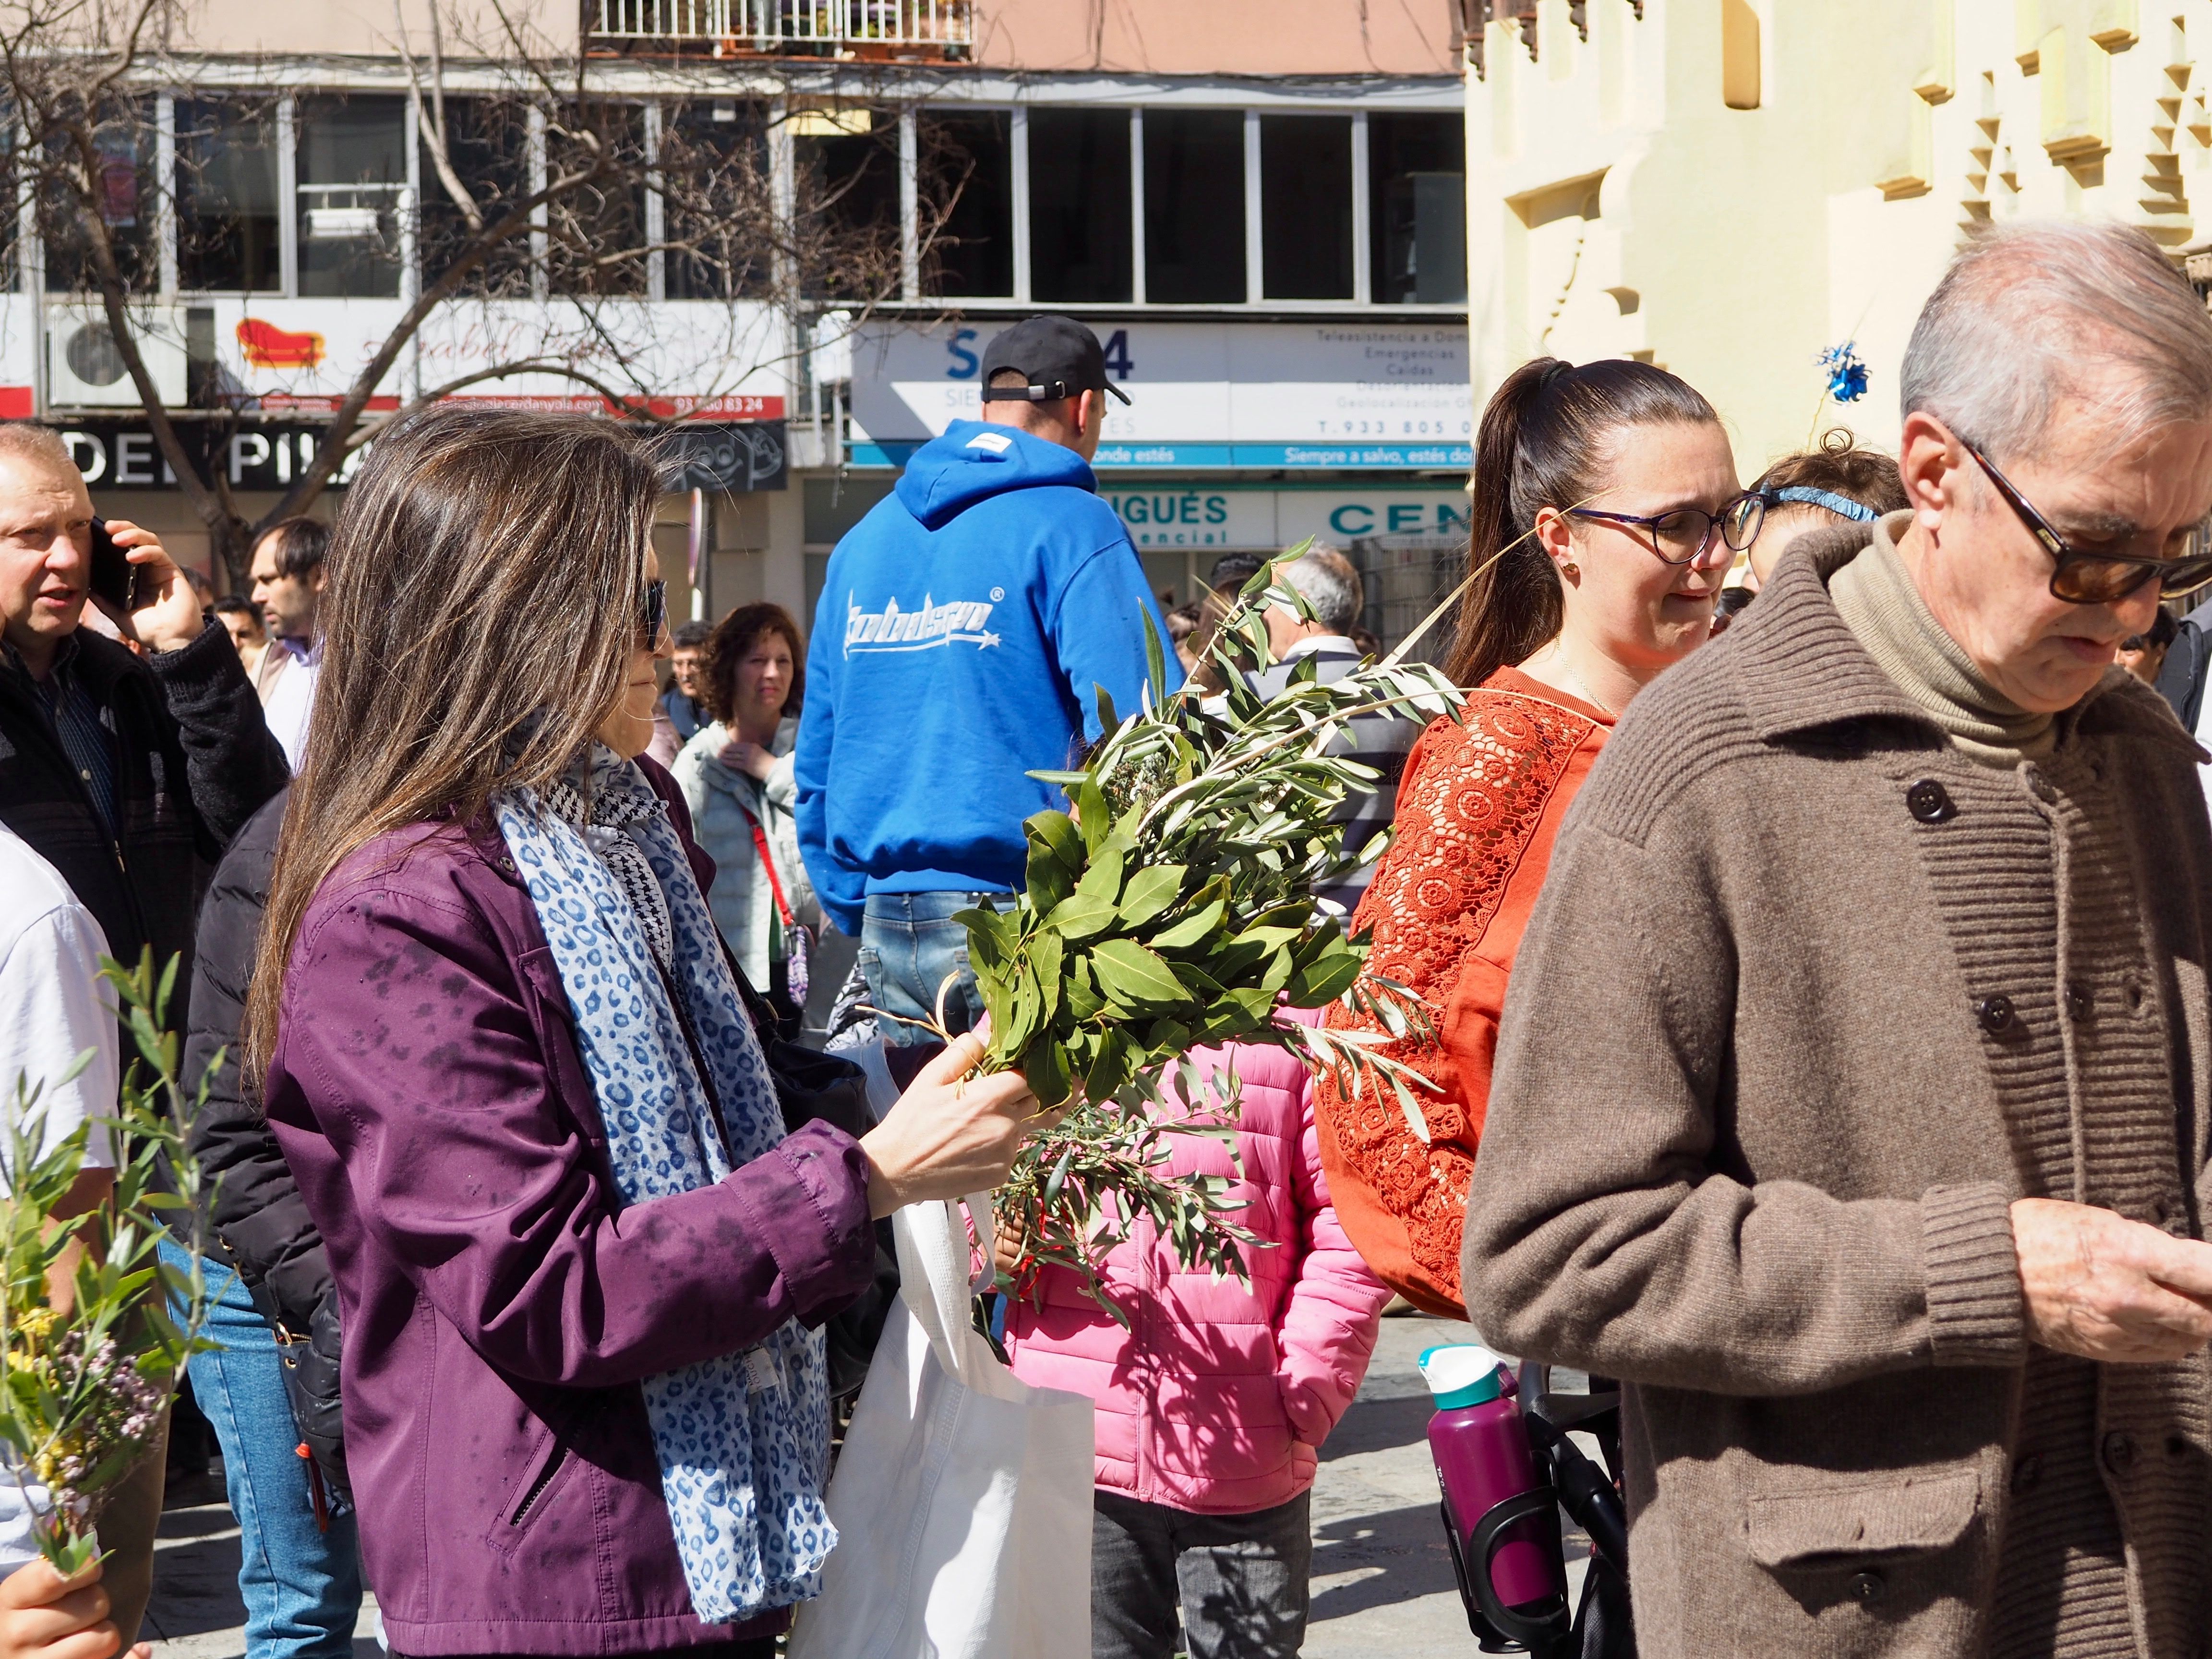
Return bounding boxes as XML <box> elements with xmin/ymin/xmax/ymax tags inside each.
<box><xmin>1964</xmin><ymin>444</ymin><xmax>2212</xmax><ymax>604</ymax></box>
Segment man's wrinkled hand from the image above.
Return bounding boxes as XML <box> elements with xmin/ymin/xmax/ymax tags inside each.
<box><xmin>2012</xmin><ymin>1197</ymin><xmax>2212</xmax><ymax>1363</ymax></box>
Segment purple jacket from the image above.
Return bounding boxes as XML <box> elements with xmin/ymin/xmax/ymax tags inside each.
<box><xmin>264</xmin><ymin>767</ymin><xmax>876</xmax><ymax>1656</ymax></box>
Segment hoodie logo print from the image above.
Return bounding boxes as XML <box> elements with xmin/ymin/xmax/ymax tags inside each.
<box><xmin>843</xmin><ymin>591</ymin><xmax>1000</xmax><ymax>657</ymax></box>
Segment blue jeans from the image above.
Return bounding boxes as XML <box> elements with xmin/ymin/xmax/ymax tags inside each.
<box><xmin>859</xmin><ymin>892</ymin><xmax>993</xmax><ymax>1047</ymax></box>
<box><xmin>160</xmin><ymin>1237</ymin><xmax>364</xmax><ymax>1659</ymax></box>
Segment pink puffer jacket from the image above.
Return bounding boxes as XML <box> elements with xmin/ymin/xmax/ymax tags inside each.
<box><xmin>1003</xmin><ymin>1010</ymin><xmax>1392</xmax><ymax>1515</ymax></box>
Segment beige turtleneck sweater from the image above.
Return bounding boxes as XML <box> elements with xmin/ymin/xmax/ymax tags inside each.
<box><xmin>1828</xmin><ymin>511</ymin><xmax>2056</xmax><ymax>768</ymax></box>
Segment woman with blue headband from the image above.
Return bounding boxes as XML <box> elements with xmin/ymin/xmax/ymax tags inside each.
<box><xmin>1741</xmin><ymin>427</ymin><xmax>1909</xmax><ymax>589</ymax></box>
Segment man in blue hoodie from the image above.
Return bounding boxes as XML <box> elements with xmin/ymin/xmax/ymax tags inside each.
<box><xmin>798</xmin><ymin>315</ymin><xmax>1178</xmax><ymax>1044</ymax></box>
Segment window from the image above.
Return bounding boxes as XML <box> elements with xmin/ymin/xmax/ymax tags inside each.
<box><xmin>919</xmin><ymin>110</ymin><xmax>1011</xmax><ymax>298</ymax></box>
<box><xmin>1260</xmin><ymin>115</ymin><xmax>1352</xmax><ymax>301</ymax></box>
<box><xmin>1370</xmin><ymin>113</ymin><xmax>1466</xmax><ymax>305</ymax></box>
<box><xmin>660</xmin><ymin>101</ymin><xmax>772</xmax><ymax>301</ymax></box>
<box><xmin>1142</xmin><ymin>109</ymin><xmax>1244</xmax><ymax>305</ymax></box>
<box><xmin>793</xmin><ymin>108</ymin><xmax>899</xmax><ymax>302</ymax></box>
<box><xmin>548</xmin><ymin>102</ymin><xmax>646</xmax><ymax>296</ymax></box>
<box><xmin>1027</xmin><ymin>108</ymin><xmax>1130</xmax><ymax>304</ymax></box>
<box><xmin>42</xmin><ymin>102</ymin><xmax>157</xmax><ymax>295</ymax></box>
<box><xmin>417</xmin><ymin>98</ymin><xmax>532</xmax><ymax>299</ymax></box>
<box><xmin>297</xmin><ymin>95</ymin><xmax>409</xmax><ymax>298</ymax></box>
<box><xmin>176</xmin><ymin>99</ymin><xmax>280</xmax><ymax>292</ymax></box>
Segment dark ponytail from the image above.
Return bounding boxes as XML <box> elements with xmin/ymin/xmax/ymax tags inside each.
<box><xmin>1443</xmin><ymin>356</ymin><xmax>1720</xmax><ymax>688</ymax></box>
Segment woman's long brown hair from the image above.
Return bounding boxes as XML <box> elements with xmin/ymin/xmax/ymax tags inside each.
<box><xmin>242</xmin><ymin>405</ymin><xmax>661</xmax><ymax>1088</ymax></box>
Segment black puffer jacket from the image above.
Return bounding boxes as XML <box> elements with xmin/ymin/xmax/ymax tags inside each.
<box><xmin>0</xmin><ymin>622</ymin><xmax>288</xmax><ymax>1030</ymax></box>
<box><xmin>179</xmin><ymin>787</ymin><xmax>348</xmax><ymax>1498</ymax></box>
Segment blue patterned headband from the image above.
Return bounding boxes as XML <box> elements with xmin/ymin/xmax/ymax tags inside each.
<box><xmin>1763</xmin><ymin>486</ymin><xmax>1880</xmax><ymax>524</ymax></box>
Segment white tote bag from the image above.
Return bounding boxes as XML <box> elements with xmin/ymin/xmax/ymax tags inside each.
<box><xmin>790</xmin><ymin>1194</ymin><xmax>1096</xmax><ymax>1659</ymax></box>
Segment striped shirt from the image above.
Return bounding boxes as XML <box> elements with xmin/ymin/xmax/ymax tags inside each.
<box><xmin>1</xmin><ymin>633</ymin><xmax>118</xmax><ymax>835</ymax></box>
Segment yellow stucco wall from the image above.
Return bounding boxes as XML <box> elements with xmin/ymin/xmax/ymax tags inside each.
<box><xmin>1468</xmin><ymin>0</ymin><xmax>2212</xmax><ymax>476</ymax></box>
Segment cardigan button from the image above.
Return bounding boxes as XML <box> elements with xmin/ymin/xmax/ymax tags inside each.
<box><xmin>1906</xmin><ymin>779</ymin><xmax>1956</xmax><ymax>823</ymax></box>
<box><xmin>2065</xmin><ymin>983</ymin><xmax>2092</xmax><ymax>1022</ymax></box>
<box><xmin>2104</xmin><ymin>1432</ymin><xmax>2137</xmax><ymax>1474</ymax></box>
<box><xmin>2010</xmin><ymin>1454</ymin><xmax>2043</xmax><ymax>1493</ymax></box>
<box><xmin>1848</xmin><ymin>1570</ymin><xmax>1885</xmax><ymax>1606</ymax></box>
<box><xmin>1976</xmin><ymin>995</ymin><xmax>2016</xmax><ymax>1035</ymax></box>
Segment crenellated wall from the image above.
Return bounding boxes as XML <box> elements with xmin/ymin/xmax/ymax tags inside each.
<box><xmin>1467</xmin><ymin>0</ymin><xmax>2212</xmax><ymax>473</ymax></box>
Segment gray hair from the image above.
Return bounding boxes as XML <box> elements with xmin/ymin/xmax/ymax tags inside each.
<box><xmin>1900</xmin><ymin>220</ymin><xmax>2212</xmax><ymax>463</ymax></box>
<box><xmin>1274</xmin><ymin>545</ymin><xmax>1364</xmax><ymax>634</ymax></box>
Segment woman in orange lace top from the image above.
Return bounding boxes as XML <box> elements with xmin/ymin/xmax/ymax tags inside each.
<box><xmin>1316</xmin><ymin>356</ymin><xmax>1755</xmax><ymax>1315</ymax></box>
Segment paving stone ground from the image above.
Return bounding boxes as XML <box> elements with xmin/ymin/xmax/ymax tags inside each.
<box><xmin>144</xmin><ymin>1310</ymin><xmax>1552</xmax><ymax>1658</ymax></box>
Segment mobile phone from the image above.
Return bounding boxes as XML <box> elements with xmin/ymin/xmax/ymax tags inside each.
<box><xmin>88</xmin><ymin>517</ymin><xmax>136</xmax><ymax>612</ymax></box>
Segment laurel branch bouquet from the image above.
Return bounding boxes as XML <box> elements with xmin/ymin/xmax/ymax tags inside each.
<box><xmin>2</xmin><ymin>951</ymin><xmax>210</xmax><ymax>1574</ymax></box>
<box><xmin>959</xmin><ymin>552</ymin><xmax>1462</xmax><ymax>1318</ymax></box>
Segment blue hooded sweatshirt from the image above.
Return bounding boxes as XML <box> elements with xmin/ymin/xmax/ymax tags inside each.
<box><xmin>795</xmin><ymin>420</ymin><xmax>1179</xmax><ymax>936</ymax></box>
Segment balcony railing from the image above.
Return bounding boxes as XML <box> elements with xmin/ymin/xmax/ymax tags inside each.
<box><xmin>588</xmin><ymin>0</ymin><xmax>972</xmax><ymax>53</ymax></box>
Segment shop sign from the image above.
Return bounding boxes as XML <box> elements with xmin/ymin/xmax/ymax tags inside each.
<box><xmin>853</xmin><ymin>320</ymin><xmax>1472</xmax><ymax>471</ymax></box>
<box><xmin>1108</xmin><ymin>488</ymin><xmax>1469</xmax><ymax>550</ymax></box>
<box><xmin>55</xmin><ymin>421</ymin><xmax>365</xmax><ymax>492</ymax></box>
<box><xmin>1106</xmin><ymin>490</ymin><xmax>1274</xmax><ymax>549</ymax></box>
<box><xmin>660</xmin><ymin>421</ymin><xmax>788</xmax><ymax>493</ymax></box>
<box><xmin>55</xmin><ymin>416</ymin><xmax>787</xmax><ymax>495</ymax></box>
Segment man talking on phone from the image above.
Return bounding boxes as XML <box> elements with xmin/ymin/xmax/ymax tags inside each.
<box><xmin>0</xmin><ymin>418</ymin><xmax>286</xmax><ymax>1054</ymax></box>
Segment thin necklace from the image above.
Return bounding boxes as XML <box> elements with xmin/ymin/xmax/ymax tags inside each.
<box><xmin>1527</xmin><ymin>646</ymin><xmax>1617</xmax><ymax>717</ymax></box>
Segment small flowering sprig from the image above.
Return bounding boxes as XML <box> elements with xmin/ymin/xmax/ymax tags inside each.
<box><xmin>0</xmin><ymin>950</ymin><xmax>211</xmax><ymax>1574</ymax></box>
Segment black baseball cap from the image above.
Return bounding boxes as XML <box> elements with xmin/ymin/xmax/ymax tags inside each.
<box><xmin>978</xmin><ymin>316</ymin><xmax>1132</xmax><ymax>406</ymax></box>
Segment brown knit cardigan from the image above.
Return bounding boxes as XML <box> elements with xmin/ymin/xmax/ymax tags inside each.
<box><xmin>1463</xmin><ymin>526</ymin><xmax>2212</xmax><ymax>1659</ymax></box>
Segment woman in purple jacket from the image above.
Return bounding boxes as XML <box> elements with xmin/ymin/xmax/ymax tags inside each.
<box><xmin>244</xmin><ymin>406</ymin><xmax>1038</xmax><ymax>1659</ymax></box>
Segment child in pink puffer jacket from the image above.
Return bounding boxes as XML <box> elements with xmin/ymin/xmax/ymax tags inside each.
<box><xmin>1001</xmin><ymin>1007</ymin><xmax>1391</xmax><ymax>1659</ymax></box>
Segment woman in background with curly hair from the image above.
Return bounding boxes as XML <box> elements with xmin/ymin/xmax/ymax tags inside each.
<box><xmin>1313</xmin><ymin>356</ymin><xmax>1751</xmax><ymax>1315</ymax></box>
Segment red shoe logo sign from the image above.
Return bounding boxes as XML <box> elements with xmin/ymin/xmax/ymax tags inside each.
<box><xmin>237</xmin><ymin>318</ymin><xmax>326</xmax><ymax>370</ymax></box>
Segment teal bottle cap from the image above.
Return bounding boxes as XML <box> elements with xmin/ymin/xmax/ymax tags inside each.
<box><xmin>1419</xmin><ymin>1343</ymin><xmax>1507</xmax><ymax>1410</ymax></box>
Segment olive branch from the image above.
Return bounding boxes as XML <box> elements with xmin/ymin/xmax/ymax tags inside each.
<box><xmin>0</xmin><ymin>951</ymin><xmax>213</xmax><ymax>1574</ymax></box>
<box><xmin>956</xmin><ymin>546</ymin><xmax>1466</xmax><ymax>1321</ymax></box>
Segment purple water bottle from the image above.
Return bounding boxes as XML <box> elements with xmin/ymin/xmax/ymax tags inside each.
<box><xmin>1420</xmin><ymin>1344</ymin><xmax>1568</xmax><ymax>1651</ymax></box>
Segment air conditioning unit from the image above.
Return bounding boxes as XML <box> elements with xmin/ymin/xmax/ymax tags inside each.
<box><xmin>45</xmin><ymin>306</ymin><xmax>187</xmax><ymax>409</ymax></box>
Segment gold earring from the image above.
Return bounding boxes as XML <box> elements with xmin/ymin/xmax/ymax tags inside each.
<box><xmin>1561</xmin><ymin>562</ymin><xmax>1579</xmax><ymax>579</ymax></box>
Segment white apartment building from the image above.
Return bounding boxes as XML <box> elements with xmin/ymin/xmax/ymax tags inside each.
<box><xmin>31</xmin><ymin>0</ymin><xmax>1471</xmax><ymax>635</ymax></box>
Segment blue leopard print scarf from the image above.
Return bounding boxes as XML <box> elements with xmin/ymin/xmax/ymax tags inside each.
<box><xmin>493</xmin><ymin>747</ymin><xmax>833</xmax><ymax>1622</ymax></box>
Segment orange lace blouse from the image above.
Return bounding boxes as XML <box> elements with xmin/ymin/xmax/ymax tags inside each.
<box><xmin>1314</xmin><ymin>667</ymin><xmax>1613</xmax><ymax>1317</ymax></box>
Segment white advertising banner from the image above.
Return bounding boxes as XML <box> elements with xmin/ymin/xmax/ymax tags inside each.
<box><xmin>850</xmin><ymin>319</ymin><xmax>1472</xmax><ymax>471</ymax></box>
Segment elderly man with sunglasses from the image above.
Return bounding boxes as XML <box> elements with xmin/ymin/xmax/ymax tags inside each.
<box><xmin>1462</xmin><ymin>219</ymin><xmax>2212</xmax><ymax>1659</ymax></box>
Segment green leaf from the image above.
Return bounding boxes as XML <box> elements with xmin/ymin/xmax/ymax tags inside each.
<box><xmin>1286</xmin><ymin>952</ymin><xmax>1363</xmax><ymax>1006</ymax></box>
<box><xmin>1028</xmin><ymin>930</ymin><xmax>1064</xmax><ymax>1027</ymax></box>
<box><xmin>1084</xmin><ymin>1028</ymin><xmax>1137</xmax><ymax>1100</ymax></box>
<box><xmin>1026</xmin><ymin>837</ymin><xmax>1076</xmax><ymax>915</ymax></box>
<box><xmin>1089</xmin><ymin>938</ymin><xmax>1189</xmax><ymax>1011</ymax></box>
<box><xmin>1142</xmin><ymin>607</ymin><xmax>1168</xmax><ymax>709</ymax></box>
<box><xmin>1075</xmin><ymin>844</ymin><xmax>1128</xmax><ymax>903</ymax></box>
<box><xmin>1149</xmin><ymin>897</ymin><xmax>1226</xmax><ymax>952</ymax></box>
<box><xmin>1023</xmin><ymin>1038</ymin><xmax>1073</xmax><ymax>1108</ymax></box>
<box><xmin>1074</xmin><ymin>778</ymin><xmax>1113</xmax><ymax>856</ymax></box>
<box><xmin>1025</xmin><ymin>809</ymin><xmax>1086</xmax><ymax>874</ymax></box>
<box><xmin>1145</xmin><ymin>1018</ymin><xmax>1191</xmax><ymax>1054</ymax></box>
<box><xmin>1118</xmin><ymin>865</ymin><xmax>1186</xmax><ymax>927</ymax></box>
<box><xmin>1063</xmin><ymin>965</ymin><xmax>1106</xmax><ymax>1023</ymax></box>
<box><xmin>1046</xmin><ymin>893</ymin><xmax>1119</xmax><ymax>941</ymax></box>
<box><xmin>1093</xmin><ymin>682</ymin><xmax>1119</xmax><ymax>737</ymax></box>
